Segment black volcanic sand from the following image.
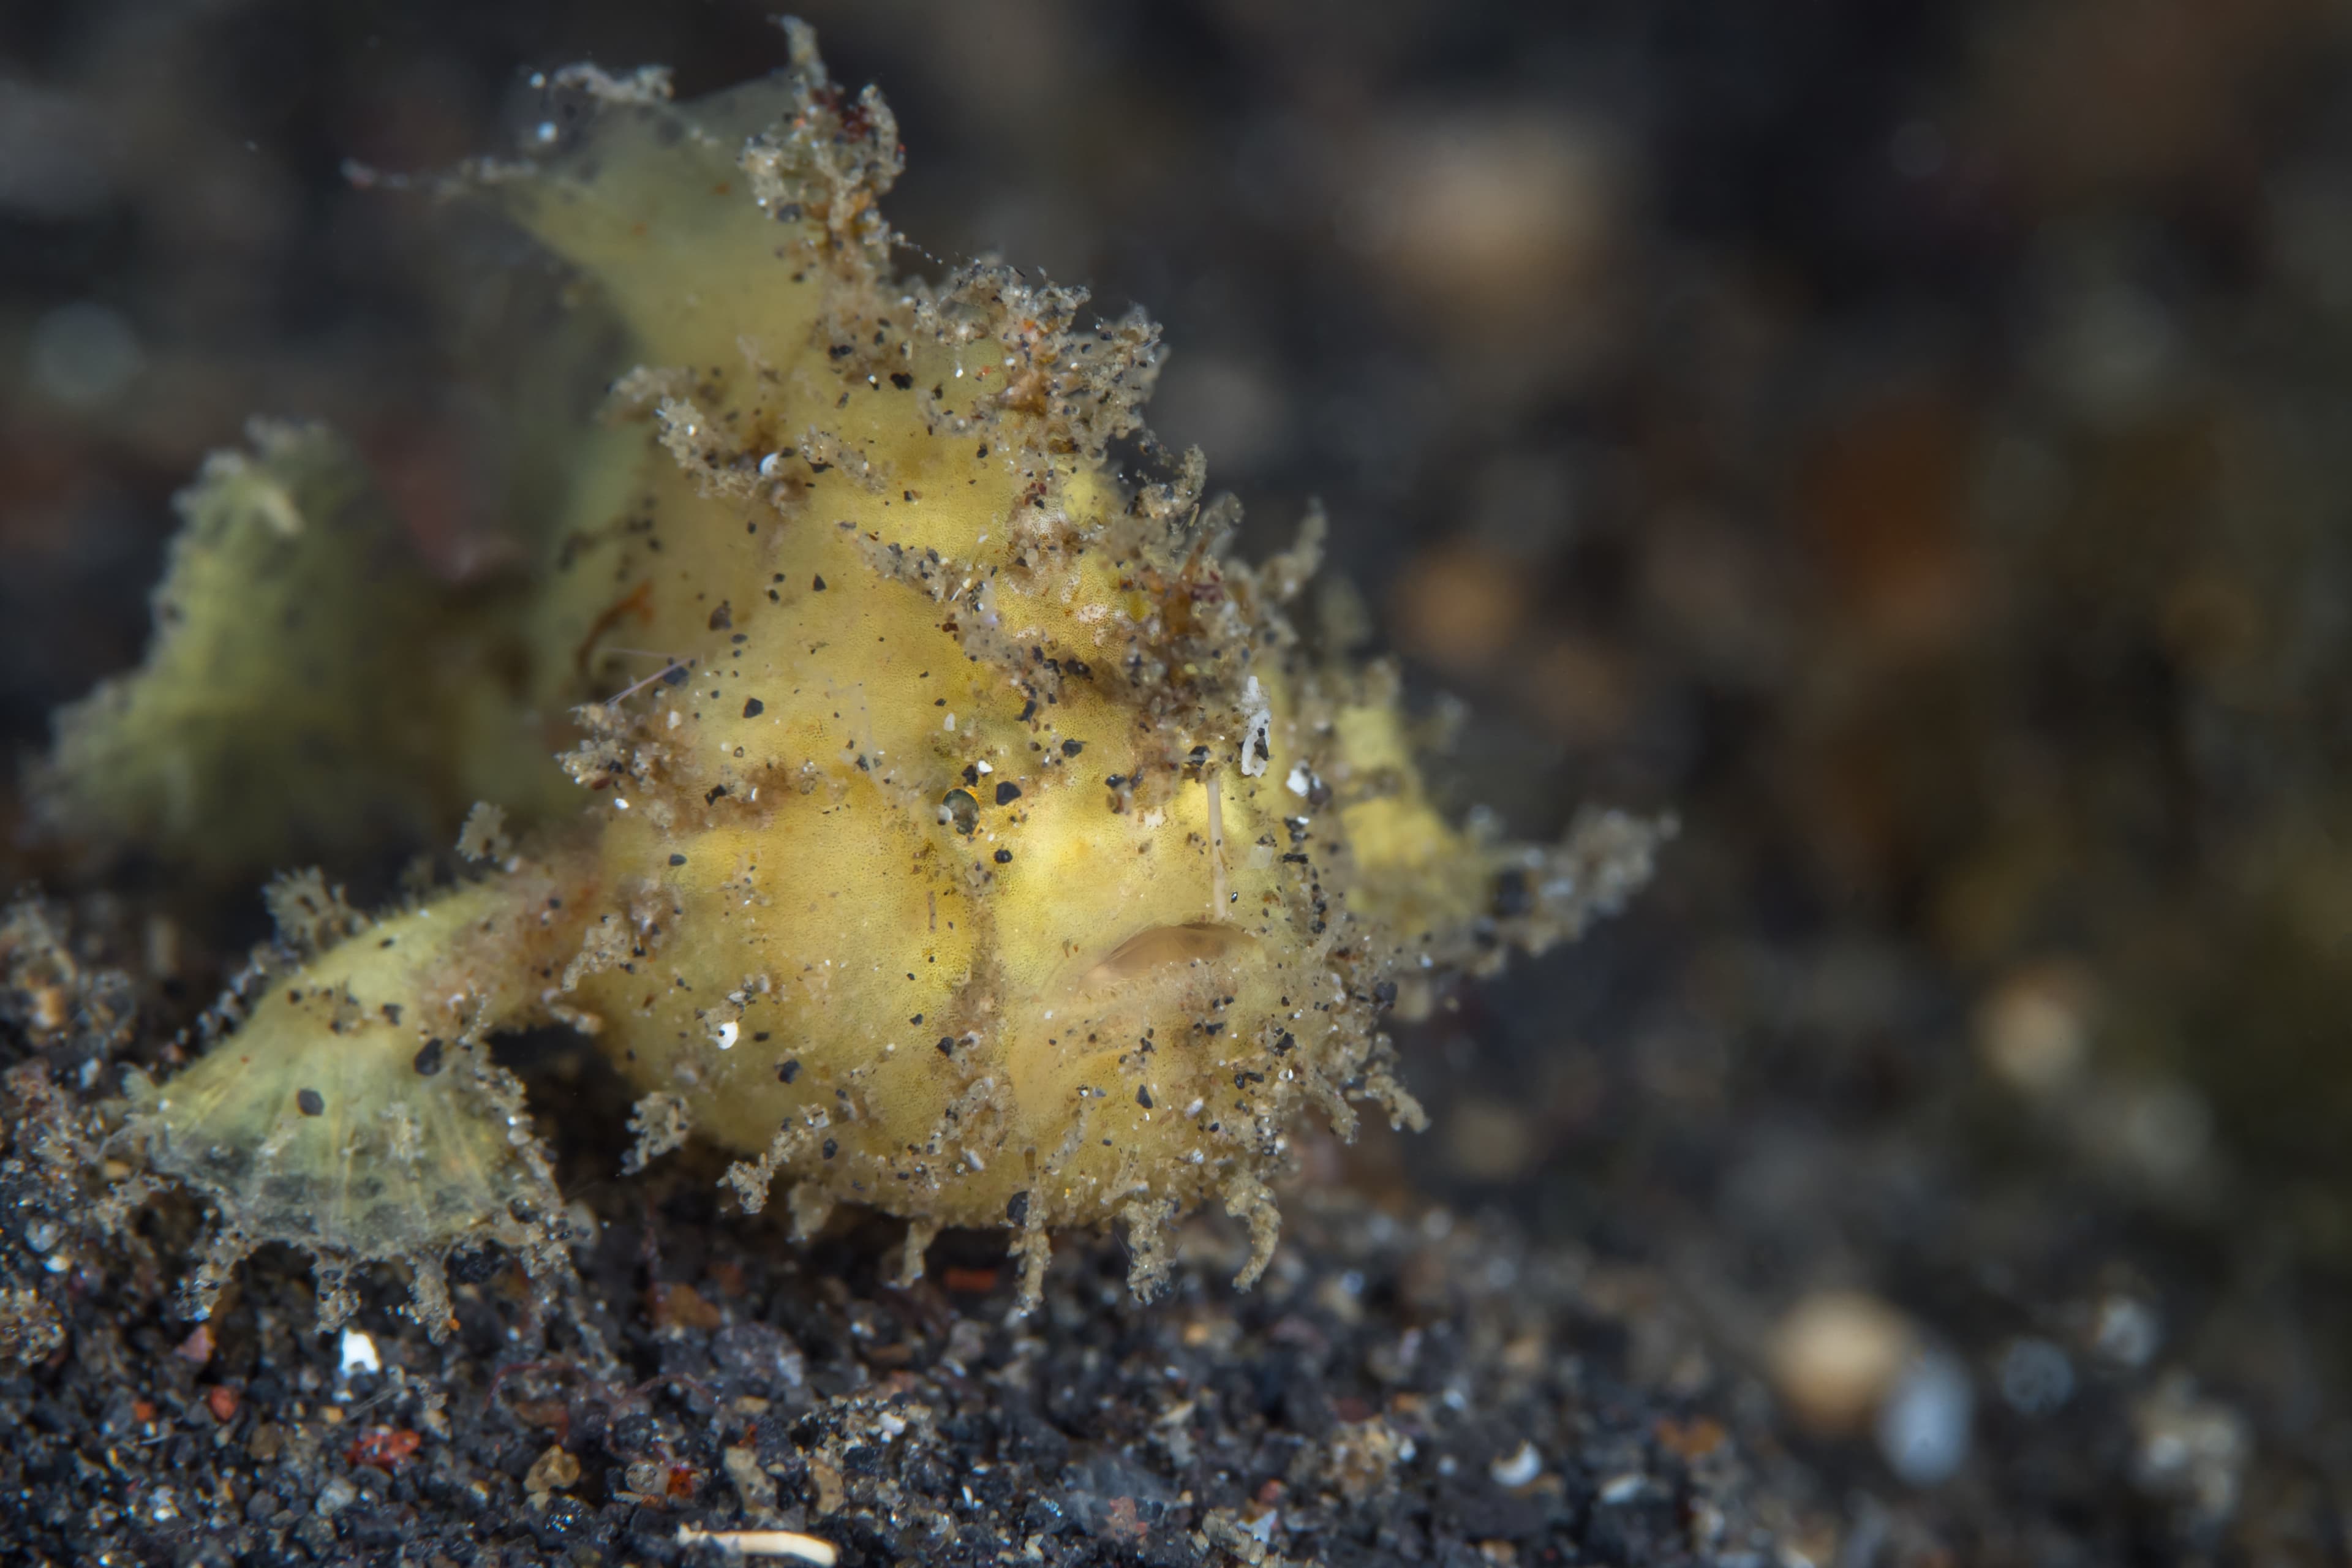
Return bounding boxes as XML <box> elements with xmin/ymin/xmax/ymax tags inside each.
<box><xmin>6</xmin><ymin>895</ymin><xmax>2343</xmax><ymax>1567</ymax></box>
<box><xmin>0</xmin><ymin>934</ymin><xmax>1795</xmax><ymax>1567</ymax></box>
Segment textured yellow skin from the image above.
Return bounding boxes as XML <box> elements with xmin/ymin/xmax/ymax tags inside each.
<box><xmin>58</xmin><ymin>38</ymin><xmax>1663</xmax><ymax>1327</ymax></box>
<box><xmin>488</xmin><ymin>78</ymin><xmax>1395</xmax><ymax>1254</ymax></box>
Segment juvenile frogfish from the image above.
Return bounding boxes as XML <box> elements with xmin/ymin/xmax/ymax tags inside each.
<box><xmin>37</xmin><ymin>27</ymin><xmax>1667</xmax><ymax>1330</ymax></box>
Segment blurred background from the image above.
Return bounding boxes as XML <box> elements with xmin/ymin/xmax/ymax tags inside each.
<box><xmin>8</xmin><ymin>0</ymin><xmax>2352</xmax><ymax>1558</ymax></box>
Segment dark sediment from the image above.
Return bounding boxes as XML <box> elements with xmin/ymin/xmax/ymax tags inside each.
<box><xmin>12</xmin><ymin>2</ymin><xmax>2352</xmax><ymax>1563</ymax></box>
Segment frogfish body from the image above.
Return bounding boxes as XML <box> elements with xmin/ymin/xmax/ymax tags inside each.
<box><xmin>38</xmin><ymin>31</ymin><xmax>1664</xmax><ymax>1331</ymax></box>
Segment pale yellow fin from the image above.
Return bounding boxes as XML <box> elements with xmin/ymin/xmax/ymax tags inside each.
<box><xmin>131</xmin><ymin>865</ymin><xmax>592</xmax><ymax>1335</ymax></box>
<box><xmin>36</xmin><ymin>420</ymin><xmax>555</xmax><ymax>883</ymax></box>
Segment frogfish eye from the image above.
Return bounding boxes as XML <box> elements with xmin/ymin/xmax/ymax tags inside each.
<box><xmin>1073</xmin><ymin>921</ymin><xmax>1256</xmax><ymax>995</ymax></box>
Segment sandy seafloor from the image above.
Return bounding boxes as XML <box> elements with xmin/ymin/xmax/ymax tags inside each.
<box><xmin>10</xmin><ymin>1</ymin><xmax>2352</xmax><ymax>1562</ymax></box>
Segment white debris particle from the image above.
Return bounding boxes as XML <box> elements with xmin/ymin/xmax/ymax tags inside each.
<box><xmin>1238</xmin><ymin>675</ymin><xmax>1272</xmax><ymax>776</ymax></box>
<box><xmin>338</xmin><ymin>1327</ymin><xmax>380</xmax><ymax>1377</ymax></box>
<box><xmin>1286</xmin><ymin>764</ymin><xmax>1312</xmax><ymax>797</ymax></box>
<box><xmin>715</xmin><ymin>1020</ymin><xmax>739</xmax><ymax>1050</ymax></box>
<box><xmin>674</xmin><ymin>1525</ymin><xmax>839</xmax><ymax>1564</ymax></box>
<box><xmin>1488</xmin><ymin>1441</ymin><xmax>1542</xmax><ymax>1488</ymax></box>
<box><xmin>2130</xmin><ymin>1373</ymin><xmax>2248</xmax><ymax>1527</ymax></box>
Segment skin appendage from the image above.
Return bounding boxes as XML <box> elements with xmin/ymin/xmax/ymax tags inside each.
<box><xmin>42</xmin><ymin>24</ymin><xmax>1668</xmax><ymax>1330</ymax></box>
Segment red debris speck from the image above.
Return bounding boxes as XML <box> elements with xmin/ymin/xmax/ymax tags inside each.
<box><xmin>206</xmin><ymin>1385</ymin><xmax>239</xmax><ymax>1423</ymax></box>
<box><xmin>510</xmin><ymin>1397</ymin><xmax>573</xmax><ymax>1448</ymax></box>
<box><xmin>1653</xmin><ymin>1414</ymin><xmax>1727</xmax><ymax>1460</ymax></box>
<box><xmin>347</xmin><ymin>1427</ymin><xmax>424</xmax><ymax>1470</ymax></box>
<box><xmin>1104</xmin><ymin>1496</ymin><xmax>1148</xmax><ymax>1544</ymax></box>
<box><xmin>652</xmin><ymin>1281</ymin><xmax>724</xmax><ymax>1331</ymax></box>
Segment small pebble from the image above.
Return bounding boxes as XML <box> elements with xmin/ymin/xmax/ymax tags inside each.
<box><xmin>2092</xmin><ymin>1294</ymin><xmax>2161</xmax><ymax>1368</ymax></box>
<box><xmin>1997</xmin><ymin>1337</ymin><xmax>2074</xmax><ymax>1417</ymax></box>
<box><xmin>2132</xmin><ymin>1373</ymin><xmax>2248</xmax><ymax>1527</ymax></box>
<box><xmin>1876</xmin><ymin>1348</ymin><xmax>1973</xmax><ymax>1486</ymax></box>
<box><xmin>526</xmin><ymin>1444</ymin><xmax>583</xmax><ymax>1495</ymax></box>
<box><xmin>1765</xmin><ymin>1289</ymin><xmax>1914</xmax><ymax>1434</ymax></box>
<box><xmin>1976</xmin><ymin>963</ymin><xmax>2092</xmax><ymax>1097</ymax></box>
<box><xmin>28</xmin><ymin>300</ymin><xmax>143</xmax><ymax>409</ymax></box>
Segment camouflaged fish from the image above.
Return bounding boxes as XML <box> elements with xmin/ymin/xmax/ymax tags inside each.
<box><xmin>37</xmin><ymin>25</ymin><xmax>1665</xmax><ymax>1332</ymax></box>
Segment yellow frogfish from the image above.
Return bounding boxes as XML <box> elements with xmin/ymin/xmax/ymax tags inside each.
<box><xmin>36</xmin><ymin>26</ymin><xmax>1665</xmax><ymax>1331</ymax></box>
